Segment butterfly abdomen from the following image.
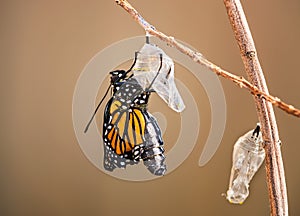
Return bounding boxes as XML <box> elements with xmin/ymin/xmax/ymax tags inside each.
<box><xmin>141</xmin><ymin>113</ymin><xmax>166</xmax><ymax>176</ymax></box>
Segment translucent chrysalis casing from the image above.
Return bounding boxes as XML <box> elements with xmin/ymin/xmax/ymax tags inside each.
<box><xmin>132</xmin><ymin>43</ymin><xmax>185</xmax><ymax>112</ymax></box>
<box><xmin>226</xmin><ymin>124</ymin><xmax>265</xmax><ymax>204</ymax></box>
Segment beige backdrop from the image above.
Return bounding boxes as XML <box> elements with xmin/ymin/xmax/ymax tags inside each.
<box><xmin>1</xmin><ymin>0</ymin><xmax>300</xmax><ymax>215</ymax></box>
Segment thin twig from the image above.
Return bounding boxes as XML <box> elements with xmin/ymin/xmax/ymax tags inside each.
<box><xmin>223</xmin><ymin>1</ymin><xmax>288</xmax><ymax>215</ymax></box>
<box><xmin>115</xmin><ymin>0</ymin><xmax>300</xmax><ymax>118</ymax></box>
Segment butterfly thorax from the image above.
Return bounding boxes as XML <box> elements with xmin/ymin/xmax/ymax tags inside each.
<box><xmin>112</xmin><ymin>77</ymin><xmax>151</xmax><ymax>111</ymax></box>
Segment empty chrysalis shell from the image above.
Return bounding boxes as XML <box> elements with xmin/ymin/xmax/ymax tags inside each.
<box><xmin>132</xmin><ymin>43</ymin><xmax>185</xmax><ymax>112</ymax></box>
<box><xmin>226</xmin><ymin>124</ymin><xmax>265</xmax><ymax>204</ymax></box>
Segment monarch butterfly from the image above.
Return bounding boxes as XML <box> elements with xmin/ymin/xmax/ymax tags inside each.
<box><xmin>85</xmin><ymin>52</ymin><xmax>167</xmax><ymax>176</ymax></box>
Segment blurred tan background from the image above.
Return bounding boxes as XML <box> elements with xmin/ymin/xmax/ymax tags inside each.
<box><xmin>1</xmin><ymin>0</ymin><xmax>300</xmax><ymax>215</ymax></box>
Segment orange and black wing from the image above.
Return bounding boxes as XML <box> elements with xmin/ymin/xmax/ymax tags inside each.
<box><xmin>103</xmin><ymin>97</ymin><xmax>146</xmax><ymax>157</ymax></box>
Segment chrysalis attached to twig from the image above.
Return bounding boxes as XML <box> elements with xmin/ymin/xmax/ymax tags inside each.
<box><xmin>132</xmin><ymin>42</ymin><xmax>185</xmax><ymax>112</ymax></box>
<box><xmin>226</xmin><ymin>124</ymin><xmax>265</xmax><ymax>204</ymax></box>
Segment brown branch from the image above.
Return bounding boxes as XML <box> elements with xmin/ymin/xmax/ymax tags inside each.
<box><xmin>115</xmin><ymin>0</ymin><xmax>300</xmax><ymax>118</ymax></box>
<box><xmin>223</xmin><ymin>1</ymin><xmax>288</xmax><ymax>215</ymax></box>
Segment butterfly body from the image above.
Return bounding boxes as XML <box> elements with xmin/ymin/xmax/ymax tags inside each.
<box><xmin>102</xmin><ymin>70</ymin><xmax>166</xmax><ymax>175</ymax></box>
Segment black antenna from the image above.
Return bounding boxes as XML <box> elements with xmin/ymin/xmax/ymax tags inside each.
<box><xmin>163</xmin><ymin>67</ymin><xmax>172</xmax><ymax>85</ymax></box>
<box><xmin>147</xmin><ymin>53</ymin><xmax>163</xmax><ymax>91</ymax></box>
<box><xmin>126</xmin><ymin>51</ymin><xmax>138</xmax><ymax>72</ymax></box>
<box><xmin>84</xmin><ymin>84</ymin><xmax>111</xmax><ymax>133</ymax></box>
<box><xmin>165</xmin><ymin>67</ymin><xmax>171</xmax><ymax>79</ymax></box>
